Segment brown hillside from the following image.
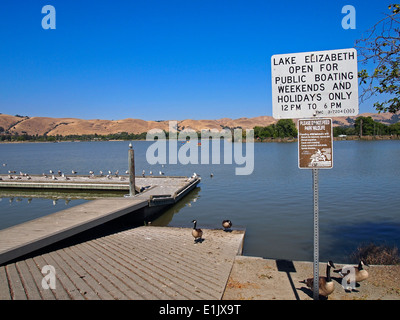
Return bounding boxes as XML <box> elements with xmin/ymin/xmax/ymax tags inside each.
<box><xmin>0</xmin><ymin>112</ymin><xmax>399</xmax><ymax>136</ymax></box>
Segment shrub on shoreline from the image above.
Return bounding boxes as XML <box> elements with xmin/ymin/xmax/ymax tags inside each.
<box><xmin>350</xmin><ymin>242</ymin><xmax>400</xmax><ymax>265</ymax></box>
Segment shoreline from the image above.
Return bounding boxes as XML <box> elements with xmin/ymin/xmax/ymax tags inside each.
<box><xmin>0</xmin><ymin>135</ymin><xmax>399</xmax><ymax>144</ymax></box>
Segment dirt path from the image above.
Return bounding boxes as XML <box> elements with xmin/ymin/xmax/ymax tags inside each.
<box><xmin>222</xmin><ymin>256</ymin><xmax>400</xmax><ymax>300</ymax></box>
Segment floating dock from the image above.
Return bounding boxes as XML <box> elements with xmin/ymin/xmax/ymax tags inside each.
<box><xmin>0</xmin><ymin>175</ymin><xmax>201</xmax><ymax>265</ymax></box>
<box><xmin>0</xmin><ymin>226</ymin><xmax>245</xmax><ymax>300</ymax></box>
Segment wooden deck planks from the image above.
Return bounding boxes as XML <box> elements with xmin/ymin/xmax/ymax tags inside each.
<box><xmin>0</xmin><ymin>197</ymin><xmax>148</xmax><ymax>265</ymax></box>
<box><xmin>0</xmin><ymin>226</ymin><xmax>245</xmax><ymax>300</ymax></box>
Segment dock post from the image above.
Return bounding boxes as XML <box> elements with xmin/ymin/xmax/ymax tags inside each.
<box><xmin>129</xmin><ymin>143</ymin><xmax>135</xmax><ymax>196</ymax></box>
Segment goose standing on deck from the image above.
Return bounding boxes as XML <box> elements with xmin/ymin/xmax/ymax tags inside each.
<box><xmin>191</xmin><ymin>220</ymin><xmax>203</xmax><ymax>243</ymax></box>
<box><xmin>301</xmin><ymin>260</ymin><xmax>336</xmax><ymax>298</ymax></box>
<box><xmin>222</xmin><ymin>220</ymin><xmax>232</xmax><ymax>231</ymax></box>
<box><xmin>334</xmin><ymin>260</ymin><xmax>369</xmax><ymax>284</ymax></box>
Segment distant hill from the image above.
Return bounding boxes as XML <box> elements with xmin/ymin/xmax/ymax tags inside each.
<box><xmin>0</xmin><ymin>112</ymin><xmax>399</xmax><ymax>136</ymax></box>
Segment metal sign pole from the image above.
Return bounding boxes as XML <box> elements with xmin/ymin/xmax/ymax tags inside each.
<box><xmin>312</xmin><ymin>167</ymin><xmax>319</xmax><ymax>300</ymax></box>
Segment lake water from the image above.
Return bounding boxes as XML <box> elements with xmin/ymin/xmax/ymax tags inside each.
<box><xmin>1</xmin><ymin>140</ymin><xmax>400</xmax><ymax>263</ymax></box>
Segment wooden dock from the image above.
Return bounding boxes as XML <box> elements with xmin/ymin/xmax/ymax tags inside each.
<box><xmin>0</xmin><ymin>176</ymin><xmax>201</xmax><ymax>265</ymax></box>
<box><xmin>0</xmin><ymin>226</ymin><xmax>245</xmax><ymax>300</ymax></box>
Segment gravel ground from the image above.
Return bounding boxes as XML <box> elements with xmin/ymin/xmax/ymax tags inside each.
<box><xmin>223</xmin><ymin>256</ymin><xmax>400</xmax><ymax>300</ymax></box>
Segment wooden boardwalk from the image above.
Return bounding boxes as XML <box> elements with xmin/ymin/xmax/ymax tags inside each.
<box><xmin>0</xmin><ymin>226</ymin><xmax>245</xmax><ymax>300</ymax></box>
<box><xmin>0</xmin><ymin>176</ymin><xmax>200</xmax><ymax>265</ymax></box>
<box><xmin>0</xmin><ymin>197</ymin><xmax>148</xmax><ymax>265</ymax></box>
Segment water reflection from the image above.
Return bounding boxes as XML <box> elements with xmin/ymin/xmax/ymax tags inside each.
<box><xmin>151</xmin><ymin>187</ymin><xmax>201</xmax><ymax>226</ymax></box>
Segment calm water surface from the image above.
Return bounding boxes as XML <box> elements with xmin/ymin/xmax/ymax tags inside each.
<box><xmin>1</xmin><ymin>140</ymin><xmax>399</xmax><ymax>263</ymax></box>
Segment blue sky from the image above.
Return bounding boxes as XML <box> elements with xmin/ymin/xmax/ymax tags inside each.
<box><xmin>0</xmin><ymin>0</ymin><xmax>394</xmax><ymax>120</ymax></box>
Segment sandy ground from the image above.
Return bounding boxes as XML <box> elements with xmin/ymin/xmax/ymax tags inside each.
<box><xmin>223</xmin><ymin>256</ymin><xmax>400</xmax><ymax>300</ymax></box>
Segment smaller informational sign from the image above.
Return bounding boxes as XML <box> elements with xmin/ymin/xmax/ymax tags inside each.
<box><xmin>298</xmin><ymin>118</ymin><xmax>333</xmax><ymax>169</ymax></box>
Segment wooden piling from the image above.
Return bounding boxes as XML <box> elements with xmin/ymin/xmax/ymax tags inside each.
<box><xmin>129</xmin><ymin>143</ymin><xmax>135</xmax><ymax>196</ymax></box>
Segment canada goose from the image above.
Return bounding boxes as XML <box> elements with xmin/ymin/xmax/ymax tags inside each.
<box><xmin>334</xmin><ymin>260</ymin><xmax>369</xmax><ymax>283</ymax></box>
<box><xmin>301</xmin><ymin>260</ymin><xmax>336</xmax><ymax>298</ymax></box>
<box><xmin>222</xmin><ymin>220</ymin><xmax>232</xmax><ymax>231</ymax></box>
<box><xmin>191</xmin><ymin>220</ymin><xmax>203</xmax><ymax>243</ymax></box>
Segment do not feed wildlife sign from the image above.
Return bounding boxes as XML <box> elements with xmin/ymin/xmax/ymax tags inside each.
<box><xmin>298</xmin><ymin>118</ymin><xmax>333</xmax><ymax>169</ymax></box>
<box><xmin>271</xmin><ymin>48</ymin><xmax>358</xmax><ymax>119</ymax></box>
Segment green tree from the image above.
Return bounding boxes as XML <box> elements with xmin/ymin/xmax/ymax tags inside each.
<box><xmin>356</xmin><ymin>4</ymin><xmax>400</xmax><ymax>113</ymax></box>
<box><xmin>389</xmin><ymin>122</ymin><xmax>400</xmax><ymax>134</ymax></box>
<box><xmin>275</xmin><ymin>119</ymin><xmax>297</xmax><ymax>138</ymax></box>
<box><xmin>354</xmin><ymin>116</ymin><xmax>390</xmax><ymax>136</ymax></box>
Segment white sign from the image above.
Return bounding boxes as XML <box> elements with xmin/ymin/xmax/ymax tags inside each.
<box><xmin>271</xmin><ymin>48</ymin><xmax>358</xmax><ymax>119</ymax></box>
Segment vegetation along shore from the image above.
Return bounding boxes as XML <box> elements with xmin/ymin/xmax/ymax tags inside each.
<box><xmin>1</xmin><ymin>113</ymin><xmax>399</xmax><ymax>142</ymax></box>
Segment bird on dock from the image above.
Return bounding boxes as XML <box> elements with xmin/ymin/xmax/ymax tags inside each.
<box><xmin>52</xmin><ymin>175</ymin><xmax>57</xmax><ymax>180</ymax></box>
<box><xmin>125</xmin><ymin>170</ymin><xmax>129</xmax><ymax>174</ymax></box>
<box><xmin>8</xmin><ymin>175</ymin><xmax>13</xmax><ymax>179</ymax></box>
<box><xmin>72</xmin><ymin>170</ymin><xmax>77</xmax><ymax>175</ymax></box>
<box><xmin>222</xmin><ymin>220</ymin><xmax>232</xmax><ymax>231</ymax></box>
<box><xmin>159</xmin><ymin>171</ymin><xmax>164</xmax><ymax>175</ymax></box>
<box><xmin>300</xmin><ymin>260</ymin><xmax>336</xmax><ymax>298</ymax></box>
<box><xmin>142</xmin><ymin>170</ymin><xmax>145</xmax><ymax>177</ymax></box>
<box><xmin>49</xmin><ymin>170</ymin><xmax>54</xmax><ymax>174</ymax></box>
<box><xmin>191</xmin><ymin>220</ymin><xmax>203</xmax><ymax>243</ymax></box>
<box><xmin>115</xmin><ymin>170</ymin><xmax>119</xmax><ymax>177</ymax></box>
<box><xmin>99</xmin><ymin>170</ymin><xmax>103</xmax><ymax>176</ymax></box>
<box><xmin>334</xmin><ymin>260</ymin><xmax>369</xmax><ymax>284</ymax></box>
<box><xmin>58</xmin><ymin>170</ymin><xmax>62</xmax><ymax>176</ymax></box>
<box><xmin>149</xmin><ymin>170</ymin><xmax>153</xmax><ymax>175</ymax></box>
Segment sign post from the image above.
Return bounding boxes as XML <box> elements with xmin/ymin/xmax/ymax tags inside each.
<box><xmin>271</xmin><ymin>48</ymin><xmax>358</xmax><ymax>300</ymax></box>
<box><xmin>298</xmin><ymin>118</ymin><xmax>332</xmax><ymax>300</ymax></box>
<box><xmin>312</xmin><ymin>167</ymin><xmax>319</xmax><ymax>300</ymax></box>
